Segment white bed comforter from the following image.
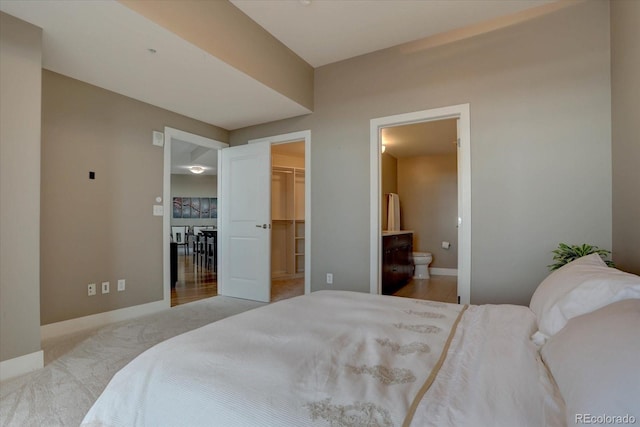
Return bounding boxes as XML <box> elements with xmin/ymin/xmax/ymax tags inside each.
<box><xmin>82</xmin><ymin>291</ymin><xmax>564</xmax><ymax>427</ymax></box>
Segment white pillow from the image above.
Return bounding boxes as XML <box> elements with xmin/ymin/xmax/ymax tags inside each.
<box><xmin>540</xmin><ymin>299</ymin><xmax>640</xmax><ymax>426</ymax></box>
<box><xmin>530</xmin><ymin>254</ymin><xmax>640</xmax><ymax>340</ymax></box>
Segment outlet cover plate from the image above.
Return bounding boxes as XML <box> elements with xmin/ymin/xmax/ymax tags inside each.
<box><xmin>117</xmin><ymin>279</ymin><xmax>125</xmax><ymax>292</ymax></box>
<box><xmin>101</xmin><ymin>281</ymin><xmax>110</xmax><ymax>294</ymax></box>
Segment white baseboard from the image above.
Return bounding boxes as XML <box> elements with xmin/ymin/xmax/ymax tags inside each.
<box><xmin>41</xmin><ymin>300</ymin><xmax>170</xmax><ymax>341</ymax></box>
<box><xmin>0</xmin><ymin>350</ymin><xmax>43</xmax><ymax>382</ymax></box>
<box><xmin>430</xmin><ymin>268</ymin><xmax>458</xmax><ymax>276</ymax></box>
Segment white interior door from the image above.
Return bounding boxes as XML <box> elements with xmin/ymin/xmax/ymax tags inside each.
<box><xmin>218</xmin><ymin>142</ymin><xmax>271</xmax><ymax>302</ymax></box>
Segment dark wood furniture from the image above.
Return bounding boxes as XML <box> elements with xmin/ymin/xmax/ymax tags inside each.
<box><xmin>382</xmin><ymin>232</ymin><xmax>413</xmax><ymax>294</ymax></box>
<box><xmin>200</xmin><ymin>229</ymin><xmax>217</xmax><ymax>273</ymax></box>
<box><xmin>170</xmin><ymin>242</ymin><xmax>178</xmax><ymax>288</ymax></box>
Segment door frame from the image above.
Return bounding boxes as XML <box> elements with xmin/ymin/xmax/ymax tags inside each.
<box><xmin>248</xmin><ymin>130</ymin><xmax>311</xmax><ymax>295</ymax></box>
<box><xmin>369</xmin><ymin>104</ymin><xmax>471</xmax><ymax>304</ymax></box>
<box><xmin>163</xmin><ymin>127</ymin><xmax>228</xmax><ymax>305</ymax></box>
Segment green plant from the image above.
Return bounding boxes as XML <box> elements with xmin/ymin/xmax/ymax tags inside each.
<box><xmin>548</xmin><ymin>243</ymin><xmax>615</xmax><ymax>271</ymax></box>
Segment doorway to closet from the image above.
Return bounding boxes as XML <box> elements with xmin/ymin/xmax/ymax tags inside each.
<box><xmin>270</xmin><ymin>141</ymin><xmax>306</xmax><ymax>300</ymax></box>
<box><xmin>247</xmin><ymin>130</ymin><xmax>311</xmax><ymax>301</ymax></box>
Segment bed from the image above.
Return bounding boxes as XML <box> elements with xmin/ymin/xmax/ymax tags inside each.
<box><xmin>82</xmin><ymin>254</ymin><xmax>640</xmax><ymax>427</ymax></box>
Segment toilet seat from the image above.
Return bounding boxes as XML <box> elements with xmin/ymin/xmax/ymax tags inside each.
<box><xmin>413</xmin><ymin>252</ymin><xmax>432</xmax><ymax>263</ymax></box>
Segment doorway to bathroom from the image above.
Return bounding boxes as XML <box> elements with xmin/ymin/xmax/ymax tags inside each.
<box><xmin>370</xmin><ymin>104</ymin><xmax>471</xmax><ymax>304</ymax></box>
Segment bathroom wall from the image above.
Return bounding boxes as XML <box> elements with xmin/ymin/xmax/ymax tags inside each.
<box><xmin>398</xmin><ymin>154</ymin><xmax>458</xmax><ymax>269</ymax></box>
<box><xmin>381</xmin><ymin>152</ymin><xmax>398</xmax><ymax>231</ymax></box>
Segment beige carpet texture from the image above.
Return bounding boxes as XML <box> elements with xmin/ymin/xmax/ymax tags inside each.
<box><xmin>0</xmin><ymin>296</ymin><xmax>264</xmax><ymax>427</ymax></box>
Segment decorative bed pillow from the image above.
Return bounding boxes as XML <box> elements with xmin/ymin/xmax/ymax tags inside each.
<box><xmin>530</xmin><ymin>254</ymin><xmax>640</xmax><ymax>340</ymax></box>
<box><xmin>540</xmin><ymin>299</ymin><xmax>640</xmax><ymax>426</ymax></box>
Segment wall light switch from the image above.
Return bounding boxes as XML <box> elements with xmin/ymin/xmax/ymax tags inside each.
<box><xmin>117</xmin><ymin>279</ymin><xmax>125</xmax><ymax>292</ymax></box>
<box><xmin>152</xmin><ymin>131</ymin><xmax>164</xmax><ymax>147</ymax></box>
<box><xmin>153</xmin><ymin>205</ymin><xmax>164</xmax><ymax>216</ymax></box>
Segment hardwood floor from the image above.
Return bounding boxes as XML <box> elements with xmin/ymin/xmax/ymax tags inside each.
<box><xmin>271</xmin><ymin>277</ymin><xmax>305</xmax><ymax>301</ymax></box>
<box><xmin>392</xmin><ymin>275</ymin><xmax>458</xmax><ymax>303</ymax></box>
<box><xmin>171</xmin><ymin>253</ymin><xmax>217</xmax><ymax>306</ymax></box>
<box><xmin>171</xmin><ymin>253</ymin><xmax>306</xmax><ymax>306</ymax></box>
<box><xmin>172</xmin><ymin>252</ymin><xmax>457</xmax><ymax>306</ymax></box>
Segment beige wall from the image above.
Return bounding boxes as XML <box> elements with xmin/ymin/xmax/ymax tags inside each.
<box><xmin>0</xmin><ymin>13</ymin><xmax>42</xmax><ymax>363</ymax></box>
<box><xmin>119</xmin><ymin>0</ymin><xmax>313</xmax><ymax>111</ymax></box>
<box><xmin>398</xmin><ymin>155</ymin><xmax>458</xmax><ymax>269</ymax></box>
<box><xmin>40</xmin><ymin>71</ymin><xmax>227</xmax><ymax>325</ymax></box>
<box><xmin>611</xmin><ymin>0</ymin><xmax>640</xmax><ymax>275</ymax></box>
<box><xmin>230</xmin><ymin>1</ymin><xmax>612</xmax><ymax>305</ymax></box>
<box><xmin>381</xmin><ymin>153</ymin><xmax>398</xmax><ymax>231</ymax></box>
<box><xmin>170</xmin><ymin>174</ymin><xmax>218</xmax><ymax>228</ymax></box>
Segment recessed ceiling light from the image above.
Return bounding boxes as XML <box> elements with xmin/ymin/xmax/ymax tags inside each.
<box><xmin>189</xmin><ymin>166</ymin><xmax>205</xmax><ymax>174</ymax></box>
<box><xmin>299</xmin><ymin>0</ymin><xmax>312</xmax><ymax>6</ymax></box>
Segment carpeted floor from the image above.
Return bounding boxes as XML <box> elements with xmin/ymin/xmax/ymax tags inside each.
<box><xmin>0</xmin><ymin>296</ymin><xmax>265</xmax><ymax>427</ymax></box>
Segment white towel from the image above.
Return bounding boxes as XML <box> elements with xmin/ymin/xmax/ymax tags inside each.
<box><xmin>387</xmin><ymin>193</ymin><xmax>400</xmax><ymax>231</ymax></box>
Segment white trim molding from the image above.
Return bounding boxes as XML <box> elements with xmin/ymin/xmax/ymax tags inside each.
<box><xmin>370</xmin><ymin>104</ymin><xmax>471</xmax><ymax>304</ymax></box>
<box><xmin>430</xmin><ymin>268</ymin><xmax>458</xmax><ymax>276</ymax></box>
<box><xmin>0</xmin><ymin>350</ymin><xmax>43</xmax><ymax>381</ymax></box>
<box><xmin>40</xmin><ymin>300</ymin><xmax>168</xmax><ymax>341</ymax></box>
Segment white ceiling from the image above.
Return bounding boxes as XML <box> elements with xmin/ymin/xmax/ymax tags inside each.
<box><xmin>382</xmin><ymin>119</ymin><xmax>458</xmax><ymax>159</ymax></box>
<box><xmin>171</xmin><ymin>139</ymin><xmax>219</xmax><ymax>176</ymax></box>
<box><xmin>1</xmin><ymin>0</ymin><xmax>556</xmax><ymax>132</ymax></box>
<box><xmin>0</xmin><ymin>0</ymin><xmax>310</xmax><ymax>131</ymax></box>
<box><xmin>230</xmin><ymin>0</ymin><xmax>556</xmax><ymax>68</ymax></box>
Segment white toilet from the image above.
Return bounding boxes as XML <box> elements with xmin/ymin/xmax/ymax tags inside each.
<box><xmin>413</xmin><ymin>252</ymin><xmax>433</xmax><ymax>279</ymax></box>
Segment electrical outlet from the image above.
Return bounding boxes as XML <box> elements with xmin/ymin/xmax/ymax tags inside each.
<box><xmin>88</xmin><ymin>283</ymin><xmax>96</xmax><ymax>296</ymax></box>
<box><xmin>326</xmin><ymin>273</ymin><xmax>333</xmax><ymax>285</ymax></box>
<box><xmin>101</xmin><ymin>281</ymin><xmax>110</xmax><ymax>294</ymax></box>
<box><xmin>117</xmin><ymin>279</ymin><xmax>125</xmax><ymax>292</ymax></box>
